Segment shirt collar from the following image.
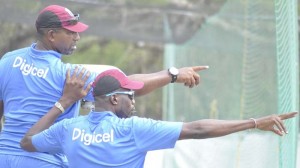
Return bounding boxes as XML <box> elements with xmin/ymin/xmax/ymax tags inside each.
<box><xmin>30</xmin><ymin>43</ymin><xmax>63</xmax><ymax>59</ymax></box>
<box><xmin>87</xmin><ymin>111</ymin><xmax>115</xmax><ymax>123</ymax></box>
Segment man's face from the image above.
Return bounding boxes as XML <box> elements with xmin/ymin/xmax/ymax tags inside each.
<box><xmin>114</xmin><ymin>90</ymin><xmax>136</xmax><ymax>118</ymax></box>
<box><xmin>51</xmin><ymin>28</ymin><xmax>80</xmax><ymax>55</ymax></box>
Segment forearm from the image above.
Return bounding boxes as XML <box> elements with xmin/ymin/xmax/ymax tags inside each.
<box><xmin>25</xmin><ymin>107</ymin><xmax>61</xmax><ymax>137</ymax></box>
<box><xmin>179</xmin><ymin>119</ymin><xmax>255</xmax><ymax>140</ymax></box>
<box><xmin>128</xmin><ymin>66</ymin><xmax>208</xmax><ymax>96</ymax></box>
<box><xmin>20</xmin><ymin>105</ymin><xmax>62</xmax><ymax>152</ymax></box>
<box><xmin>20</xmin><ymin>98</ymin><xmax>74</xmax><ymax>151</ymax></box>
<box><xmin>24</xmin><ymin>98</ymin><xmax>73</xmax><ymax>137</ymax></box>
<box><xmin>128</xmin><ymin>70</ymin><xmax>171</xmax><ymax>96</ymax></box>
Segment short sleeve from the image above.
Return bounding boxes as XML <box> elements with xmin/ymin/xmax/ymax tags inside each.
<box><xmin>132</xmin><ymin>117</ymin><xmax>183</xmax><ymax>152</ymax></box>
<box><xmin>32</xmin><ymin>120</ymin><xmax>66</xmax><ymax>154</ymax></box>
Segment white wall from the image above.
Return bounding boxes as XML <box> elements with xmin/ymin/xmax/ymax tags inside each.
<box><xmin>144</xmin><ymin>133</ymin><xmax>300</xmax><ymax>168</ymax></box>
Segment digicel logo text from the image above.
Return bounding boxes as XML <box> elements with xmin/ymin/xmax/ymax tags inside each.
<box><xmin>13</xmin><ymin>56</ymin><xmax>49</xmax><ymax>78</ymax></box>
<box><xmin>72</xmin><ymin>128</ymin><xmax>114</xmax><ymax>145</ymax></box>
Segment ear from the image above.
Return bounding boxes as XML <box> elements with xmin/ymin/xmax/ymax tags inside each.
<box><xmin>47</xmin><ymin>29</ymin><xmax>56</xmax><ymax>42</ymax></box>
<box><xmin>109</xmin><ymin>95</ymin><xmax>118</xmax><ymax>105</ymax></box>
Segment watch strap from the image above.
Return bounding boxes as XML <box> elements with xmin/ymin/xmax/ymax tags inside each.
<box><xmin>168</xmin><ymin>67</ymin><xmax>178</xmax><ymax>83</ymax></box>
<box><xmin>55</xmin><ymin>101</ymin><xmax>65</xmax><ymax>113</ymax></box>
<box><xmin>170</xmin><ymin>74</ymin><xmax>177</xmax><ymax>83</ymax></box>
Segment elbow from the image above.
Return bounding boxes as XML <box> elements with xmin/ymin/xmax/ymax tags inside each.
<box><xmin>179</xmin><ymin>122</ymin><xmax>212</xmax><ymax>140</ymax></box>
<box><xmin>20</xmin><ymin>137</ymin><xmax>36</xmax><ymax>152</ymax></box>
<box><xmin>19</xmin><ymin>137</ymin><xmax>28</xmax><ymax>151</ymax></box>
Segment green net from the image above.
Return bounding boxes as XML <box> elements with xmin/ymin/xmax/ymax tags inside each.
<box><xmin>275</xmin><ymin>0</ymin><xmax>299</xmax><ymax>167</ymax></box>
<box><xmin>162</xmin><ymin>0</ymin><xmax>299</xmax><ymax>168</ymax></box>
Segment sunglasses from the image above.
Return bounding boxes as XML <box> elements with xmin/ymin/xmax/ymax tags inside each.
<box><xmin>63</xmin><ymin>14</ymin><xmax>80</xmax><ymax>26</ymax></box>
<box><xmin>105</xmin><ymin>91</ymin><xmax>135</xmax><ymax>100</ymax></box>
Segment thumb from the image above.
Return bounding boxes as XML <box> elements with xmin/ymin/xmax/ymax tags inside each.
<box><xmin>192</xmin><ymin>65</ymin><xmax>209</xmax><ymax>72</ymax></box>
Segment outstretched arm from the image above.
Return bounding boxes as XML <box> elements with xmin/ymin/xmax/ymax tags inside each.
<box><xmin>20</xmin><ymin>67</ymin><xmax>91</xmax><ymax>152</ymax></box>
<box><xmin>179</xmin><ymin>112</ymin><xmax>298</xmax><ymax>140</ymax></box>
<box><xmin>0</xmin><ymin>100</ymin><xmax>3</xmax><ymax>131</ymax></box>
<box><xmin>129</xmin><ymin>66</ymin><xmax>209</xmax><ymax>96</ymax></box>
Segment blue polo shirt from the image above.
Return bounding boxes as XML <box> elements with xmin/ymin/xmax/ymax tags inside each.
<box><xmin>0</xmin><ymin>43</ymin><xmax>96</xmax><ymax>166</ymax></box>
<box><xmin>32</xmin><ymin>111</ymin><xmax>183</xmax><ymax>168</ymax></box>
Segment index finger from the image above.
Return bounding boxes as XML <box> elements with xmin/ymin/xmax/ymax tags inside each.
<box><xmin>192</xmin><ymin>65</ymin><xmax>209</xmax><ymax>72</ymax></box>
<box><xmin>279</xmin><ymin>112</ymin><xmax>298</xmax><ymax>120</ymax></box>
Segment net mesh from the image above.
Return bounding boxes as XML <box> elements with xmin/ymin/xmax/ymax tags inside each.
<box><xmin>162</xmin><ymin>0</ymin><xmax>299</xmax><ymax>168</ymax></box>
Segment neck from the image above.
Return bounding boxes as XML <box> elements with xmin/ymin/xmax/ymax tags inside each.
<box><xmin>93</xmin><ymin>97</ymin><xmax>116</xmax><ymax>114</ymax></box>
<box><xmin>94</xmin><ymin>107</ymin><xmax>111</xmax><ymax>112</ymax></box>
<box><xmin>35</xmin><ymin>41</ymin><xmax>51</xmax><ymax>51</ymax></box>
<box><xmin>94</xmin><ymin>103</ymin><xmax>115</xmax><ymax>113</ymax></box>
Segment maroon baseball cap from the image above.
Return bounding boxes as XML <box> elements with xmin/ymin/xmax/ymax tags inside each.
<box><xmin>36</xmin><ymin>5</ymin><xmax>88</xmax><ymax>32</ymax></box>
<box><xmin>92</xmin><ymin>68</ymin><xmax>144</xmax><ymax>96</ymax></box>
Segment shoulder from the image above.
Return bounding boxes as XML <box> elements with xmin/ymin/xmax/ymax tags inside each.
<box><xmin>0</xmin><ymin>47</ymin><xmax>30</xmax><ymax>72</ymax></box>
<box><xmin>61</xmin><ymin>116</ymin><xmax>87</xmax><ymax>128</ymax></box>
<box><xmin>131</xmin><ymin>116</ymin><xmax>159</xmax><ymax>124</ymax></box>
<box><xmin>51</xmin><ymin>116</ymin><xmax>86</xmax><ymax>131</ymax></box>
<box><xmin>120</xmin><ymin>116</ymin><xmax>161</xmax><ymax>128</ymax></box>
<box><xmin>1</xmin><ymin>47</ymin><xmax>30</xmax><ymax>61</ymax></box>
<box><xmin>129</xmin><ymin>117</ymin><xmax>183</xmax><ymax>132</ymax></box>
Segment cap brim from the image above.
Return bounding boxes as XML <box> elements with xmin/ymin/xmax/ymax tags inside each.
<box><xmin>63</xmin><ymin>22</ymin><xmax>88</xmax><ymax>33</ymax></box>
<box><xmin>122</xmin><ymin>81</ymin><xmax>144</xmax><ymax>90</ymax></box>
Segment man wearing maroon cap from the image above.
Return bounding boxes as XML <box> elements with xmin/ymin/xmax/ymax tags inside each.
<box><xmin>20</xmin><ymin>68</ymin><xmax>297</xmax><ymax>168</ymax></box>
<box><xmin>34</xmin><ymin>5</ymin><xmax>88</xmax><ymax>55</ymax></box>
<box><xmin>0</xmin><ymin>4</ymin><xmax>208</xmax><ymax>168</ymax></box>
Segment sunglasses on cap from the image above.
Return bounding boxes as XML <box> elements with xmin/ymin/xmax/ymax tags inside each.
<box><xmin>62</xmin><ymin>14</ymin><xmax>80</xmax><ymax>26</ymax></box>
<box><xmin>105</xmin><ymin>91</ymin><xmax>135</xmax><ymax>100</ymax></box>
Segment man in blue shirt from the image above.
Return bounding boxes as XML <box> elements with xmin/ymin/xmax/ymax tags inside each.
<box><xmin>0</xmin><ymin>4</ymin><xmax>208</xmax><ymax>168</ymax></box>
<box><xmin>20</xmin><ymin>68</ymin><xmax>298</xmax><ymax>168</ymax></box>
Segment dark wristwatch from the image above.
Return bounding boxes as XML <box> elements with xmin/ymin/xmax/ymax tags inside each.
<box><xmin>168</xmin><ymin>67</ymin><xmax>179</xmax><ymax>83</ymax></box>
